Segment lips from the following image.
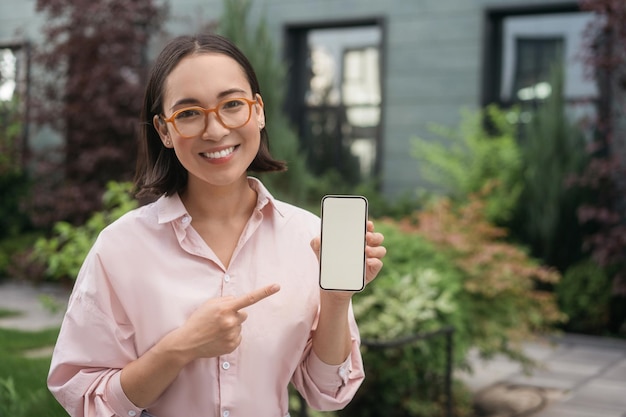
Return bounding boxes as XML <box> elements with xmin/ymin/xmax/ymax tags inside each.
<box><xmin>200</xmin><ymin>146</ymin><xmax>236</xmax><ymax>160</ymax></box>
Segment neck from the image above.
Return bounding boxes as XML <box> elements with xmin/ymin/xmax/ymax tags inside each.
<box><xmin>181</xmin><ymin>176</ymin><xmax>257</xmax><ymax>222</ymax></box>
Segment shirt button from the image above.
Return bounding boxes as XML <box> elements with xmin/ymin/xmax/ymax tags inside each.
<box><xmin>223</xmin><ymin>411</ymin><xmax>230</xmax><ymax>417</ymax></box>
<box><xmin>222</xmin><ymin>361</ymin><xmax>230</xmax><ymax>370</ymax></box>
<box><xmin>181</xmin><ymin>215</ymin><xmax>190</xmax><ymax>223</ymax></box>
<box><xmin>224</xmin><ymin>274</ymin><xmax>230</xmax><ymax>282</ymax></box>
<box><xmin>128</xmin><ymin>412</ymin><xmax>137</xmax><ymax>417</ymax></box>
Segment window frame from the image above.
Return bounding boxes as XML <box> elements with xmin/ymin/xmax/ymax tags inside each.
<box><xmin>0</xmin><ymin>40</ymin><xmax>31</xmax><ymax>167</ymax></box>
<box><xmin>481</xmin><ymin>2</ymin><xmax>582</xmax><ymax>108</ymax></box>
<box><xmin>283</xmin><ymin>17</ymin><xmax>387</xmax><ymax>181</ymax></box>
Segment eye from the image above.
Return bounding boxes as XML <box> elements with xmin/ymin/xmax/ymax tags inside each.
<box><xmin>221</xmin><ymin>99</ymin><xmax>246</xmax><ymax>112</ymax></box>
<box><xmin>174</xmin><ymin>108</ymin><xmax>203</xmax><ymax>120</ymax></box>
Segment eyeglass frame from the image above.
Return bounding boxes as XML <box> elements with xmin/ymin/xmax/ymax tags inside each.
<box><xmin>160</xmin><ymin>97</ymin><xmax>260</xmax><ymax>138</ymax></box>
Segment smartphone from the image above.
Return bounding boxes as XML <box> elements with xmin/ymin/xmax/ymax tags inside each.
<box><xmin>319</xmin><ymin>195</ymin><xmax>368</xmax><ymax>291</ymax></box>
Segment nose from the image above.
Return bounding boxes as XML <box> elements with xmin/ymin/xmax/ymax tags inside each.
<box><xmin>201</xmin><ymin>111</ymin><xmax>230</xmax><ymax>141</ymax></box>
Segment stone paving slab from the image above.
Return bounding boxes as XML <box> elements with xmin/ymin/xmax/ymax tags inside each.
<box><xmin>0</xmin><ymin>281</ymin><xmax>69</xmax><ymax>331</ymax></box>
<box><xmin>508</xmin><ymin>369</ymin><xmax>587</xmax><ymax>391</ymax></box>
<box><xmin>604</xmin><ymin>359</ymin><xmax>626</xmax><ymax>380</ymax></box>
<box><xmin>568</xmin><ymin>378</ymin><xmax>626</xmax><ymax>410</ymax></box>
<box><xmin>535</xmin><ymin>402</ymin><xmax>626</xmax><ymax>417</ymax></box>
<box><xmin>555</xmin><ymin>345</ymin><xmax>624</xmax><ymax>366</ymax></box>
<box><xmin>542</xmin><ymin>358</ymin><xmax>605</xmax><ymax>376</ymax></box>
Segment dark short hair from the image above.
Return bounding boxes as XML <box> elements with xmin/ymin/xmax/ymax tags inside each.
<box><xmin>134</xmin><ymin>33</ymin><xmax>286</xmax><ymax>199</ymax></box>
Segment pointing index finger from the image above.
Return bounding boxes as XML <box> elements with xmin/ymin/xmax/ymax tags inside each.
<box><xmin>230</xmin><ymin>284</ymin><xmax>281</xmax><ymax>311</ymax></box>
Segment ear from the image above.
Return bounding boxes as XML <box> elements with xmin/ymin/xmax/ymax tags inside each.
<box><xmin>255</xmin><ymin>94</ymin><xmax>266</xmax><ymax>129</ymax></box>
<box><xmin>153</xmin><ymin>115</ymin><xmax>172</xmax><ymax>147</ymax></box>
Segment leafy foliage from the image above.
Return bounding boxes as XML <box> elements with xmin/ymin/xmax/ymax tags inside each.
<box><xmin>411</xmin><ymin>105</ymin><xmax>523</xmax><ymax>224</ymax></box>
<box><xmin>399</xmin><ymin>191</ymin><xmax>564</xmax><ymax>357</ymax></box>
<box><xmin>342</xmin><ymin>222</ymin><xmax>471</xmax><ymax>417</ymax></box>
<box><xmin>29</xmin><ymin>0</ymin><xmax>165</xmax><ymax>227</ymax></box>
<box><xmin>0</xmin><ymin>98</ymin><xmax>34</xmax><ymax>278</ymax></box>
<box><xmin>511</xmin><ymin>67</ymin><xmax>591</xmax><ymax>271</ymax></box>
<box><xmin>557</xmin><ymin>259</ymin><xmax>611</xmax><ymax>334</ymax></box>
<box><xmin>341</xmin><ymin>190</ymin><xmax>564</xmax><ymax>417</ymax></box>
<box><xmin>32</xmin><ymin>181</ymin><xmax>137</xmax><ymax>281</ymax></box>
<box><xmin>576</xmin><ymin>0</ymin><xmax>626</xmax><ymax>300</ymax></box>
<box><xmin>0</xmin><ymin>98</ymin><xmax>31</xmax><ymax>240</ymax></box>
<box><xmin>301</xmin><ymin>168</ymin><xmax>421</xmax><ymax>219</ymax></box>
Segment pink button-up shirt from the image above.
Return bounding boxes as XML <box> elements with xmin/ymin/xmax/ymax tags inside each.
<box><xmin>48</xmin><ymin>178</ymin><xmax>364</xmax><ymax>417</ymax></box>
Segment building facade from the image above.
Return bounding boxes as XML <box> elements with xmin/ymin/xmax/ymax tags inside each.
<box><xmin>0</xmin><ymin>0</ymin><xmax>596</xmax><ymax>197</ymax></box>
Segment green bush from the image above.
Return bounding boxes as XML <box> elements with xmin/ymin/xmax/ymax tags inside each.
<box><xmin>411</xmin><ymin>105</ymin><xmax>524</xmax><ymax>225</ymax></box>
<box><xmin>0</xmin><ymin>233</ymin><xmax>42</xmax><ymax>281</ymax></box>
<box><xmin>0</xmin><ymin>170</ymin><xmax>32</xmax><ymax>239</ymax></box>
<box><xmin>0</xmin><ymin>98</ymin><xmax>32</xmax><ymax>241</ymax></box>
<box><xmin>557</xmin><ymin>259</ymin><xmax>611</xmax><ymax>334</ymax></box>
<box><xmin>509</xmin><ymin>66</ymin><xmax>590</xmax><ymax>271</ymax></box>
<box><xmin>32</xmin><ymin>181</ymin><xmax>137</xmax><ymax>281</ymax></box>
<box><xmin>343</xmin><ymin>221</ymin><xmax>470</xmax><ymax>417</ymax></box>
<box><xmin>409</xmin><ymin>193</ymin><xmax>564</xmax><ymax>357</ymax></box>
<box><xmin>300</xmin><ymin>169</ymin><xmax>421</xmax><ymax>219</ymax></box>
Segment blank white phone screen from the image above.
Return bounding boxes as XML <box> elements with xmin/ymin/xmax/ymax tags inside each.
<box><xmin>319</xmin><ymin>195</ymin><xmax>368</xmax><ymax>291</ymax></box>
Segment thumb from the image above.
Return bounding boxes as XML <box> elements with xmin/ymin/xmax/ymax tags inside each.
<box><xmin>310</xmin><ymin>237</ymin><xmax>321</xmax><ymax>261</ymax></box>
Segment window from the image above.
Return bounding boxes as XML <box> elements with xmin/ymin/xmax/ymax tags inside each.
<box><xmin>0</xmin><ymin>44</ymin><xmax>29</xmax><ymax>103</ymax></box>
<box><xmin>0</xmin><ymin>43</ymin><xmax>30</xmax><ymax>166</ymax></box>
<box><xmin>286</xmin><ymin>22</ymin><xmax>383</xmax><ymax>184</ymax></box>
<box><xmin>0</xmin><ymin>48</ymin><xmax>19</xmax><ymax>101</ymax></box>
<box><xmin>510</xmin><ymin>37</ymin><xmax>564</xmax><ymax>102</ymax></box>
<box><xmin>483</xmin><ymin>6</ymin><xmax>596</xmax><ymax>122</ymax></box>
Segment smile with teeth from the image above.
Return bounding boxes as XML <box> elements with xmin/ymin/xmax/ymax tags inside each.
<box><xmin>201</xmin><ymin>146</ymin><xmax>236</xmax><ymax>159</ymax></box>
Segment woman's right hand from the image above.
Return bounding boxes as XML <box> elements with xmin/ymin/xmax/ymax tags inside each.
<box><xmin>162</xmin><ymin>283</ymin><xmax>281</xmax><ymax>362</ymax></box>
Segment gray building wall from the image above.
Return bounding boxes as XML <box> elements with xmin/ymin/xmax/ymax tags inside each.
<box><xmin>1</xmin><ymin>0</ymin><xmax>581</xmax><ymax>197</ymax></box>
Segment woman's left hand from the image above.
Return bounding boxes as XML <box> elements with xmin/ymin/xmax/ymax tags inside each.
<box><xmin>363</xmin><ymin>220</ymin><xmax>386</xmax><ymax>285</ymax></box>
<box><xmin>311</xmin><ymin>220</ymin><xmax>386</xmax><ymax>294</ymax></box>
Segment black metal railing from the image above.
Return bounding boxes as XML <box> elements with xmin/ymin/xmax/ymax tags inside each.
<box><xmin>296</xmin><ymin>325</ymin><xmax>456</xmax><ymax>417</ymax></box>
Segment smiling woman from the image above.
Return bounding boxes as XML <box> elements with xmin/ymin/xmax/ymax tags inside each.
<box><xmin>47</xmin><ymin>33</ymin><xmax>386</xmax><ymax>417</ymax></box>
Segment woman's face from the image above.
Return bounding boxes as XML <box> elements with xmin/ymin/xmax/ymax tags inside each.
<box><xmin>154</xmin><ymin>53</ymin><xmax>265</xmax><ymax>190</ymax></box>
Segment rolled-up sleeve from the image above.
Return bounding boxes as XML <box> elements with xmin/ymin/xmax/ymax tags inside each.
<box><xmin>47</xmin><ymin>246</ymin><xmax>142</xmax><ymax>417</ymax></box>
<box><xmin>106</xmin><ymin>372</ymin><xmax>144</xmax><ymax>417</ymax></box>
<box><xmin>291</xmin><ymin>304</ymin><xmax>365</xmax><ymax>411</ymax></box>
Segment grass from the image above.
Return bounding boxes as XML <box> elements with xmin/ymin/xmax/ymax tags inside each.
<box><xmin>0</xmin><ymin>308</ymin><xmax>21</xmax><ymax>319</ymax></box>
<box><xmin>0</xmin><ymin>327</ymin><xmax>68</xmax><ymax>417</ymax></box>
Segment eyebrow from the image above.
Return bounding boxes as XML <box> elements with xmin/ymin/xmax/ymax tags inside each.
<box><xmin>169</xmin><ymin>88</ymin><xmax>249</xmax><ymax>110</ymax></box>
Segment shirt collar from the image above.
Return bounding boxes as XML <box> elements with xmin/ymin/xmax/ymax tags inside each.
<box><xmin>155</xmin><ymin>193</ymin><xmax>188</xmax><ymax>225</ymax></box>
<box><xmin>155</xmin><ymin>176</ymin><xmax>284</xmax><ymax>225</ymax></box>
<box><xmin>247</xmin><ymin>176</ymin><xmax>285</xmax><ymax>217</ymax></box>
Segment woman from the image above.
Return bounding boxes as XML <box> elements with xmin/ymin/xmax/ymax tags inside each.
<box><xmin>48</xmin><ymin>33</ymin><xmax>386</xmax><ymax>417</ymax></box>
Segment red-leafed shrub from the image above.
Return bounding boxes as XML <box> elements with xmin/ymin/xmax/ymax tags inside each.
<box><xmin>28</xmin><ymin>0</ymin><xmax>165</xmax><ymax>227</ymax></box>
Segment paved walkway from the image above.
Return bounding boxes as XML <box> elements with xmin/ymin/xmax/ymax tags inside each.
<box><xmin>1</xmin><ymin>280</ymin><xmax>625</xmax><ymax>417</ymax></box>
<box><xmin>458</xmin><ymin>333</ymin><xmax>626</xmax><ymax>417</ymax></box>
